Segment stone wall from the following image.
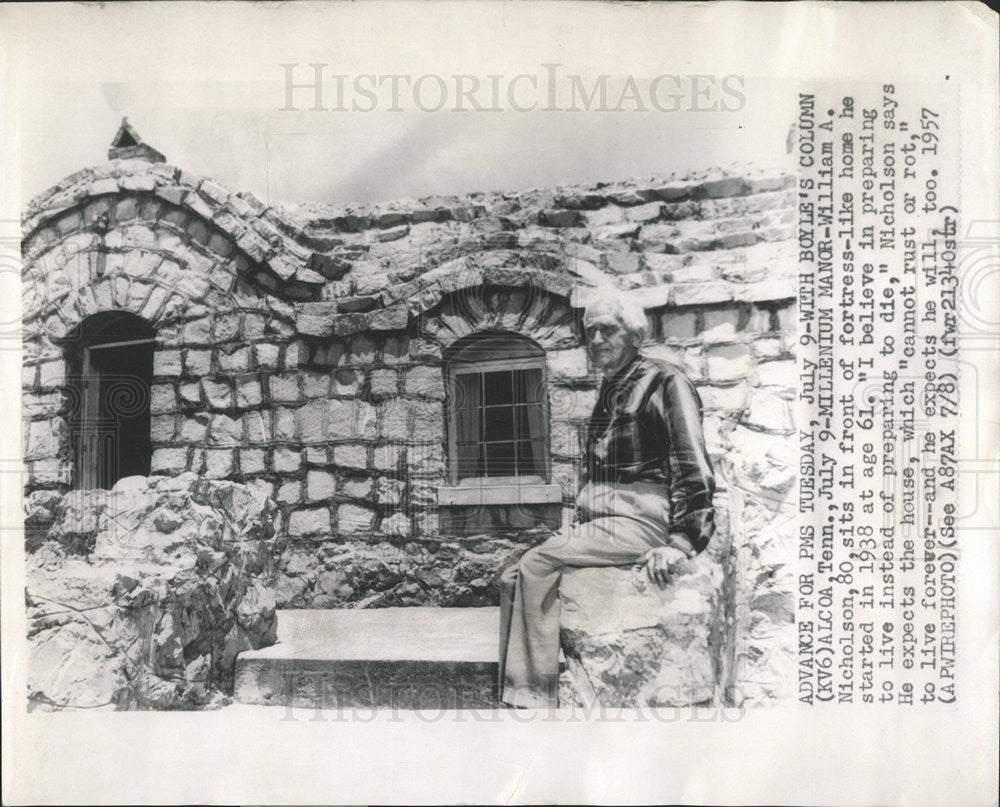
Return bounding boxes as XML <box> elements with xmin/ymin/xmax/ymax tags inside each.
<box><xmin>22</xmin><ymin>155</ymin><xmax>796</xmax><ymax>704</ymax></box>
<box><xmin>25</xmin><ymin>474</ymin><xmax>280</xmax><ymax>710</ymax></box>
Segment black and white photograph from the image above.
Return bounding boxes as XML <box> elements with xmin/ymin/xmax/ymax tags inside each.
<box><xmin>2</xmin><ymin>2</ymin><xmax>997</xmax><ymax>805</ymax></box>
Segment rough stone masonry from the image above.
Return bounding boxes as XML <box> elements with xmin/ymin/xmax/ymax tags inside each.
<box><xmin>22</xmin><ymin>125</ymin><xmax>798</xmax><ymax>705</ymax></box>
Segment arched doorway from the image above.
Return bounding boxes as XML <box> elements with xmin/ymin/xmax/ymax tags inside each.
<box><xmin>65</xmin><ymin>311</ymin><xmax>155</xmax><ymax>489</ymax></box>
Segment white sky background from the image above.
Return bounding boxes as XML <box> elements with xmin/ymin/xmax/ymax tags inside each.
<box><xmin>11</xmin><ymin>1</ymin><xmax>797</xmax><ymax>206</ymax></box>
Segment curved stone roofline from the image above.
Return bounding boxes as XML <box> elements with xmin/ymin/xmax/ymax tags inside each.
<box><xmin>21</xmin><ymin>161</ymin><xmax>324</xmax><ymax>301</ymax></box>
<box><xmin>22</xmin><ymin>156</ymin><xmax>796</xmax><ymax>331</ymax></box>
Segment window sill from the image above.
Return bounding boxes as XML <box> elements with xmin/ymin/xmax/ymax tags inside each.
<box><xmin>436</xmin><ymin>482</ymin><xmax>563</xmax><ymax>506</ymax></box>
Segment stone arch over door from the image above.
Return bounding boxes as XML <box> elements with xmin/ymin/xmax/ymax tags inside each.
<box><xmin>21</xmin><ymin>180</ymin><xmax>299</xmax><ymax>492</ymax></box>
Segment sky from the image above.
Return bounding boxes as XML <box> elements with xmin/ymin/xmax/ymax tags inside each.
<box><xmin>6</xmin><ymin>2</ymin><xmax>798</xmax><ymax>207</ymax></box>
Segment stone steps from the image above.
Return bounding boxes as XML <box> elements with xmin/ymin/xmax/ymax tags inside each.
<box><xmin>234</xmin><ymin>608</ymin><xmax>500</xmax><ymax>710</ymax></box>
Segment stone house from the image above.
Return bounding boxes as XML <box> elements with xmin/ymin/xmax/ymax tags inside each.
<box><xmin>22</xmin><ymin>122</ymin><xmax>798</xmax><ymax>705</ymax></box>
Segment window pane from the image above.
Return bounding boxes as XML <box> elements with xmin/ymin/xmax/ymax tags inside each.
<box><xmin>484</xmin><ymin>404</ymin><xmax>514</xmax><ymax>442</ymax></box>
<box><xmin>483</xmin><ymin>370</ymin><xmax>514</xmax><ymax>405</ymax></box>
<box><xmin>514</xmin><ymin>440</ymin><xmax>546</xmax><ymax>476</ymax></box>
<box><xmin>456</xmin><ymin>442</ymin><xmax>482</xmax><ymax>479</ymax></box>
<box><xmin>514</xmin><ymin>367</ymin><xmax>544</xmax><ymax>404</ymax></box>
<box><xmin>485</xmin><ymin>441</ymin><xmax>516</xmax><ymax>476</ymax></box>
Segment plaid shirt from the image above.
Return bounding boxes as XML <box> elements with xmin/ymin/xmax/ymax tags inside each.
<box><xmin>584</xmin><ymin>353</ymin><xmax>716</xmax><ymax>554</ymax></box>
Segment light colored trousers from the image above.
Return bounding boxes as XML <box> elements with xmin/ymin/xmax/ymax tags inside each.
<box><xmin>498</xmin><ymin>481</ymin><xmax>673</xmax><ymax>708</ymax></box>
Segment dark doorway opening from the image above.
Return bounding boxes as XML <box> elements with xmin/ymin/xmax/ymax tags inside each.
<box><xmin>66</xmin><ymin>312</ymin><xmax>155</xmax><ymax>490</ymax></box>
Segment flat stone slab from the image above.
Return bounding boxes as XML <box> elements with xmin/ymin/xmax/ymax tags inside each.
<box><xmin>234</xmin><ymin>608</ymin><xmax>500</xmax><ymax>710</ymax></box>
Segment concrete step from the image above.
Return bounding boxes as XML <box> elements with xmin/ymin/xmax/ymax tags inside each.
<box><xmin>234</xmin><ymin>608</ymin><xmax>500</xmax><ymax>710</ymax></box>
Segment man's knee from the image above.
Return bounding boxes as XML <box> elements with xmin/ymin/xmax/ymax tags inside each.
<box><xmin>518</xmin><ymin>543</ymin><xmax>563</xmax><ymax>576</ymax></box>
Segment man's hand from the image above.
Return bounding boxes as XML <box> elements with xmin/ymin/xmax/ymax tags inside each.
<box><xmin>638</xmin><ymin>546</ymin><xmax>689</xmax><ymax>589</ymax></box>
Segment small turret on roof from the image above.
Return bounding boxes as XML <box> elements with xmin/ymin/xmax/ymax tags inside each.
<box><xmin>108</xmin><ymin>117</ymin><xmax>165</xmax><ymax>163</ymax></box>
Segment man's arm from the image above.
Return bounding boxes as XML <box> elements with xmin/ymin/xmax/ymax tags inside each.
<box><xmin>656</xmin><ymin>370</ymin><xmax>717</xmax><ymax>556</ymax></box>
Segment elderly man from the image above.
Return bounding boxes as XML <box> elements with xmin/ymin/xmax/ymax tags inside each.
<box><xmin>498</xmin><ymin>291</ymin><xmax>716</xmax><ymax>708</ymax></box>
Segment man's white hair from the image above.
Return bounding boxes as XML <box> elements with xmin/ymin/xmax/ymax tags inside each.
<box><xmin>583</xmin><ymin>290</ymin><xmax>649</xmax><ymax>345</ymax></box>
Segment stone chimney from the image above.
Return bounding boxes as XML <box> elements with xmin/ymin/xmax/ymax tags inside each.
<box><xmin>108</xmin><ymin>117</ymin><xmax>166</xmax><ymax>163</ymax></box>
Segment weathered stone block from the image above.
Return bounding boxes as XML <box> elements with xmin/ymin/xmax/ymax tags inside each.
<box><xmin>149</xmin><ymin>414</ymin><xmax>175</xmax><ymax>443</ymax></box>
<box><xmin>625</xmin><ymin>201</ymin><xmax>664</xmax><ymax>223</ymax></box>
<box><xmin>605</xmin><ymin>252</ymin><xmax>641</xmax><ymax>275</ymax></box>
<box><xmin>694</xmin><ymin>176</ymin><xmax>750</xmax><ymax>199</ymax></box>
<box><xmin>209</xmin><ymin>414</ymin><xmax>243</xmax><ymax>445</ymax></box>
<box><xmin>706</xmin><ymin>344</ymin><xmax>751</xmax><ymax>382</ymax></box>
<box><xmin>213</xmin><ymin>313</ymin><xmax>242</xmax><ymax>343</ymax></box>
<box><xmin>177</xmin><ymin>381</ymin><xmax>201</xmax><ymax>406</ymax></box>
<box><xmin>383</xmin><ymin>334</ymin><xmax>412</xmax><ymax>365</ymax></box>
<box><xmin>338</xmin><ymin>503</ymin><xmax>375</xmax><ymax>533</ymax></box>
<box><xmin>673</xmin><ymin>281</ymin><xmax>734</xmax><ymax>307</ymax></box>
<box><xmin>404</xmin><ymin>366</ymin><xmax>445</xmax><ymax>399</ymax></box>
<box><xmin>332</xmin><ymin>368</ymin><xmax>361</xmax><ymax>395</ymax></box>
<box><xmin>276</xmin><ymin>410</ymin><xmax>301</xmax><ymax>445</ymax></box>
<box><xmin>218</xmin><ymin>346</ymin><xmax>251</xmax><ymax>374</ymax></box>
<box><xmin>150</xmin><ymin>384</ymin><xmax>175</xmax><ymax>415</ymax></box>
<box><xmin>334</xmin><ymin>444</ymin><xmax>368</xmax><ymax>470</ymax></box>
<box><xmin>185</xmin><ymin>349</ymin><xmax>212</xmax><ymax>376</ymax></box>
<box><xmin>346</xmin><ymin>334</ymin><xmax>377</xmax><ymax>365</ymax></box>
<box><xmin>268</xmin><ymin>372</ymin><xmax>301</xmax><ymax>403</ymax></box>
<box><xmin>752</xmin><ymin>337</ymin><xmax>784</xmax><ymax>359</ymax></box>
<box><xmin>24</xmin><ymin>419</ymin><xmax>64</xmax><ymax>460</ymax></box>
<box><xmin>240</xmin><ymin>448</ymin><xmax>266</xmax><ymax>475</ymax></box>
<box><xmin>549</xmin><ymin>386</ymin><xmax>597</xmax><ymax>421</ymax></box>
<box><xmin>301</xmin><ymin>370</ymin><xmax>330</xmax><ymax>399</ymax></box>
<box><xmin>376</xmin><ymin>477</ymin><xmax>406</xmax><ymax>506</ymax></box>
<box><xmin>581</xmin><ymin>206</ymin><xmax>625</xmax><ymax>228</ymax></box>
<box><xmin>341</xmin><ymin>477</ymin><xmax>373</xmax><ymax>500</ymax></box>
<box><xmin>150</xmin><ymin>447</ymin><xmax>187</xmax><ymax>475</ymax></box>
<box><xmin>327</xmin><ymin>399</ymin><xmax>376</xmax><ymax>440</ymax></box>
<box><xmin>541</xmin><ymin>209</ymin><xmax>580</xmax><ymax>228</ymax></box>
<box><xmin>202</xmin><ymin>379</ymin><xmax>233</xmax><ymax>409</ymax></box>
<box><xmin>370</xmin><ymin>368</ymin><xmax>398</xmax><ymax>398</ymax></box>
<box><xmin>204</xmin><ymin>448</ymin><xmax>234</xmax><ymax>478</ymax></box>
<box><xmin>306</xmin><ymin>470</ymin><xmax>336</xmax><ymax>501</ymax></box>
<box><xmin>661</xmin><ymin>311</ymin><xmax>697</xmax><ymax>340</ymax></box>
<box><xmin>244</xmin><ymin>412</ymin><xmax>271</xmax><ymax>444</ymax></box>
<box><xmin>741</xmin><ymin>387</ymin><xmax>794</xmax><ymax>433</ymax></box>
<box><xmin>38</xmin><ymin>361</ymin><xmax>65</xmax><ymax>388</ymax></box>
<box><xmin>276</xmin><ymin>480</ymin><xmax>302</xmax><ymax>504</ymax></box>
<box><xmin>379</xmin><ymin>512</ymin><xmax>412</xmax><ymax>538</ymax></box>
<box><xmin>234</xmin><ymin>375</ymin><xmax>263</xmax><ymax>407</ymax></box>
<box><xmin>546</xmin><ymin>348</ymin><xmax>590</xmax><ymax>382</ymax></box>
<box><xmin>253</xmin><ymin>343</ymin><xmax>281</xmax><ymax>370</ymax></box>
<box><xmin>288</xmin><ymin>507</ymin><xmax>330</xmax><ymax>537</ymax></box>
<box><xmin>178</xmin><ymin>415</ymin><xmax>208</xmax><ymax>442</ymax></box>
<box><xmin>756</xmin><ymin>359</ymin><xmax>796</xmax><ymax>389</ymax></box>
<box><xmin>406</xmin><ymin>442</ymin><xmax>445</xmax><ymax>476</ymax></box>
<box><xmin>295</xmin><ymin>301</ymin><xmax>340</xmax><ymax>338</ymax></box>
<box><xmin>289</xmin><ymin>400</ymin><xmax>319</xmax><ymax>443</ymax></box>
<box><xmin>701</xmin><ymin>308</ymin><xmax>741</xmax><ymax>342</ymax></box>
<box><xmin>698</xmin><ymin>383</ymin><xmax>749</xmax><ymax>412</ymax></box>
<box><xmin>272</xmin><ymin>446</ymin><xmax>302</xmax><ymax>473</ymax></box>
<box><xmin>550</xmin><ymin>420</ymin><xmax>581</xmax><ymax>457</ymax></box>
<box><xmin>153</xmin><ymin>350</ymin><xmax>182</xmax><ymax>377</ymax></box>
<box><xmin>559</xmin><ymin>560</ymin><xmax>723</xmax><ymax>707</ymax></box>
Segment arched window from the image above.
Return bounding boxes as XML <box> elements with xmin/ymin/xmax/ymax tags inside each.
<box><xmin>66</xmin><ymin>312</ymin><xmax>155</xmax><ymax>489</ymax></box>
<box><xmin>445</xmin><ymin>331</ymin><xmax>549</xmax><ymax>485</ymax></box>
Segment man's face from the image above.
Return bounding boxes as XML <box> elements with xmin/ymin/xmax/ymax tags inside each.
<box><xmin>584</xmin><ymin>307</ymin><xmax>636</xmax><ymax>374</ymax></box>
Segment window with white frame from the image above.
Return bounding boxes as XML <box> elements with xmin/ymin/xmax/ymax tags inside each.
<box><xmin>445</xmin><ymin>331</ymin><xmax>550</xmax><ymax>487</ymax></box>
